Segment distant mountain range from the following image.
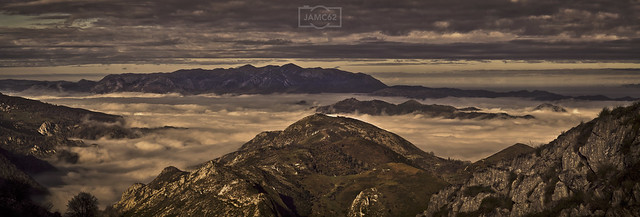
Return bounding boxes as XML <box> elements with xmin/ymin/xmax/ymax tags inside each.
<box><xmin>0</xmin><ymin>64</ymin><xmax>637</xmax><ymax>101</ymax></box>
<box><xmin>316</xmin><ymin>98</ymin><xmax>535</xmax><ymax>120</ymax></box>
<box><xmin>622</xmin><ymin>83</ymin><xmax>640</xmax><ymax>88</ymax></box>
<box><xmin>112</xmin><ymin>102</ymin><xmax>640</xmax><ymax>216</ymax></box>
<box><xmin>0</xmin><ymin>64</ymin><xmax>386</xmax><ymax>94</ymax></box>
<box><xmin>371</xmin><ymin>85</ymin><xmax>638</xmax><ymax>101</ymax></box>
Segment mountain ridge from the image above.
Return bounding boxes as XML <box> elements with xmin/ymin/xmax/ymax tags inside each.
<box><xmin>0</xmin><ymin>64</ymin><xmax>637</xmax><ymax>101</ymax></box>
<box><xmin>371</xmin><ymin>85</ymin><xmax>638</xmax><ymax>101</ymax></box>
<box><xmin>315</xmin><ymin>98</ymin><xmax>535</xmax><ymax>120</ymax></box>
<box><xmin>88</xmin><ymin>64</ymin><xmax>388</xmax><ymax>94</ymax></box>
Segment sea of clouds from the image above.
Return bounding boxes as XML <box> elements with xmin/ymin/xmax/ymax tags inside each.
<box><xmin>7</xmin><ymin>92</ymin><xmax>630</xmax><ymax>211</ymax></box>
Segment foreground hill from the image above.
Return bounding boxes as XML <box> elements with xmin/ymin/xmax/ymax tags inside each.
<box><xmin>316</xmin><ymin>98</ymin><xmax>534</xmax><ymax>120</ymax></box>
<box><xmin>111</xmin><ymin>114</ymin><xmax>468</xmax><ymax>217</ymax></box>
<box><xmin>420</xmin><ymin>102</ymin><xmax>640</xmax><ymax>216</ymax></box>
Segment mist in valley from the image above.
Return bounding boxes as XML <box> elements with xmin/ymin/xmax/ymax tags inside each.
<box><xmin>1</xmin><ymin>91</ymin><xmax>627</xmax><ymax>211</ymax></box>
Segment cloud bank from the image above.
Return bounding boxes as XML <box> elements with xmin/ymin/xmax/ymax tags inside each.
<box><xmin>14</xmin><ymin>92</ymin><xmax>630</xmax><ymax>211</ymax></box>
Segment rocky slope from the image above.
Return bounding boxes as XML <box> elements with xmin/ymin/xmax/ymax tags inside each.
<box><xmin>0</xmin><ymin>92</ymin><xmax>139</xmax><ymax>158</ymax></box>
<box><xmin>0</xmin><ymin>93</ymin><xmax>180</xmax><ymax>216</ymax></box>
<box><xmin>464</xmin><ymin>143</ymin><xmax>535</xmax><ymax>173</ymax></box>
<box><xmin>0</xmin><ymin>93</ymin><xmax>156</xmax><ymax>216</ymax></box>
<box><xmin>420</xmin><ymin>102</ymin><xmax>640</xmax><ymax>217</ymax></box>
<box><xmin>111</xmin><ymin>114</ymin><xmax>468</xmax><ymax>217</ymax></box>
<box><xmin>316</xmin><ymin>98</ymin><xmax>534</xmax><ymax>120</ymax></box>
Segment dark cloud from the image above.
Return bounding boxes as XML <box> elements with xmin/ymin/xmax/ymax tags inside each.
<box><xmin>263</xmin><ymin>39</ymin><xmax>640</xmax><ymax>59</ymax></box>
<box><xmin>0</xmin><ymin>0</ymin><xmax>638</xmax><ymax>66</ymax></box>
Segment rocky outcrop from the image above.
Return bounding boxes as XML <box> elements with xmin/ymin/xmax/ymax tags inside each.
<box><xmin>112</xmin><ymin>114</ymin><xmax>465</xmax><ymax>217</ymax></box>
<box><xmin>347</xmin><ymin>188</ymin><xmax>387</xmax><ymax>217</ymax></box>
<box><xmin>316</xmin><ymin>98</ymin><xmax>534</xmax><ymax>120</ymax></box>
<box><xmin>113</xmin><ymin>161</ymin><xmax>296</xmax><ymax>217</ymax></box>
<box><xmin>37</xmin><ymin>121</ymin><xmax>61</xmax><ymax>136</ymax></box>
<box><xmin>420</xmin><ymin>102</ymin><xmax>640</xmax><ymax>217</ymax></box>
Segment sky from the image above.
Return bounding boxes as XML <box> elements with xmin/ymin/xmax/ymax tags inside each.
<box><xmin>0</xmin><ymin>0</ymin><xmax>639</xmax><ymax>69</ymax></box>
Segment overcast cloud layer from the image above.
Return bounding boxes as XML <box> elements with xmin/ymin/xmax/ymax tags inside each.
<box><xmin>5</xmin><ymin>92</ymin><xmax>628</xmax><ymax>210</ymax></box>
<box><xmin>0</xmin><ymin>0</ymin><xmax>639</xmax><ymax>67</ymax></box>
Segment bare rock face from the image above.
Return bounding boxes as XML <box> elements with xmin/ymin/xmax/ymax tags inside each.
<box><xmin>347</xmin><ymin>188</ymin><xmax>388</xmax><ymax>217</ymax></box>
<box><xmin>37</xmin><ymin>121</ymin><xmax>60</xmax><ymax>136</ymax></box>
<box><xmin>420</xmin><ymin>102</ymin><xmax>640</xmax><ymax>217</ymax></box>
<box><xmin>113</xmin><ymin>162</ymin><xmax>296</xmax><ymax>217</ymax></box>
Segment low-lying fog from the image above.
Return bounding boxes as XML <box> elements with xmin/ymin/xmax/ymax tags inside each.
<box><xmin>9</xmin><ymin>92</ymin><xmax>631</xmax><ymax>211</ymax></box>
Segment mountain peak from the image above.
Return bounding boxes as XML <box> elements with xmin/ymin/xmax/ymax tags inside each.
<box><xmin>236</xmin><ymin>113</ymin><xmax>456</xmax><ymax>170</ymax></box>
<box><xmin>281</xmin><ymin>63</ymin><xmax>302</xmax><ymax>69</ymax></box>
<box><xmin>237</xmin><ymin>64</ymin><xmax>256</xmax><ymax>69</ymax></box>
<box><xmin>339</xmin><ymin>97</ymin><xmax>360</xmax><ymax>103</ymax></box>
<box><xmin>399</xmin><ymin>99</ymin><xmax>422</xmax><ymax>106</ymax></box>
